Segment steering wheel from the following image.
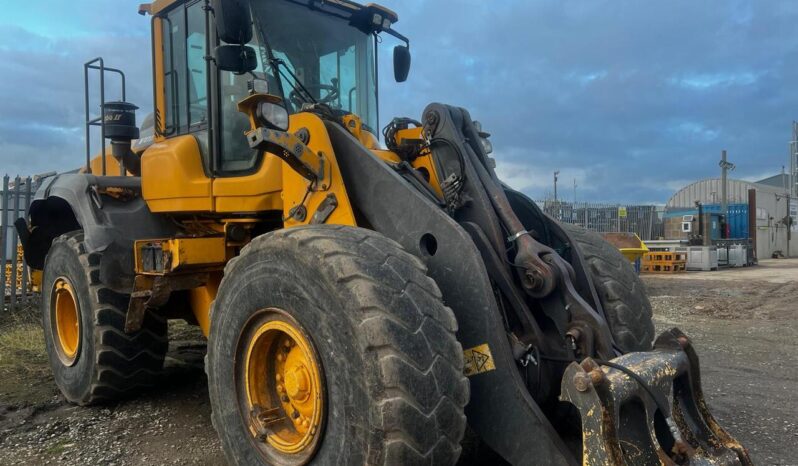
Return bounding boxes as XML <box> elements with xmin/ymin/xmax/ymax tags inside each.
<box><xmin>289</xmin><ymin>83</ymin><xmax>340</xmax><ymax>108</ymax></box>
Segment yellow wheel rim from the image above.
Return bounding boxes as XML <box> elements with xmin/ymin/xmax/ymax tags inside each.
<box><xmin>52</xmin><ymin>277</ymin><xmax>80</xmax><ymax>366</ymax></box>
<box><xmin>240</xmin><ymin>309</ymin><xmax>325</xmax><ymax>462</ymax></box>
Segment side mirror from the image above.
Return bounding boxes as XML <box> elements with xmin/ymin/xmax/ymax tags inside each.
<box><xmin>211</xmin><ymin>0</ymin><xmax>252</xmax><ymax>45</ymax></box>
<box><xmin>393</xmin><ymin>45</ymin><xmax>411</xmax><ymax>83</ymax></box>
<box><xmin>216</xmin><ymin>45</ymin><xmax>258</xmax><ymax>74</ymax></box>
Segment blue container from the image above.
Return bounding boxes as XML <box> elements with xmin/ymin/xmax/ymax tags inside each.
<box><xmin>664</xmin><ymin>203</ymin><xmax>748</xmax><ymax>239</ymax></box>
<box><xmin>703</xmin><ymin>204</ymin><xmax>748</xmax><ymax>239</ymax></box>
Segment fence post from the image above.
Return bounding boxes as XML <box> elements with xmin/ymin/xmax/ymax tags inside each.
<box><xmin>9</xmin><ymin>177</ymin><xmax>20</xmax><ymax>313</ymax></box>
<box><xmin>20</xmin><ymin>177</ymin><xmax>32</xmax><ymax>305</ymax></box>
<box><xmin>0</xmin><ymin>175</ymin><xmax>8</xmax><ymax>310</ymax></box>
<box><xmin>647</xmin><ymin>207</ymin><xmax>654</xmax><ymax>241</ymax></box>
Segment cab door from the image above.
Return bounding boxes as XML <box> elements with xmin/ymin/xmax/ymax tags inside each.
<box><xmin>142</xmin><ymin>0</ymin><xmax>213</xmax><ymax>213</ymax></box>
<box><xmin>208</xmin><ymin>27</ymin><xmax>284</xmax><ymax>213</ymax></box>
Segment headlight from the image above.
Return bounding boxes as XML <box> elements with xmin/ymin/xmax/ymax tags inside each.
<box><xmin>256</xmin><ymin>101</ymin><xmax>289</xmax><ymax>131</ymax></box>
<box><xmin>473</xmin><ymin>120</ymin><xmax>493</xmax><ymax>155</ymax></box>
<box><xmin>480</xmin><ymin>137</ymin><xmax>493</xmax><ymax>155</ymax></box>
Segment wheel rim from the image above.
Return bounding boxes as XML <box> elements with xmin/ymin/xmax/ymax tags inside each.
<box><xmin>51</xmin><ymin>277</ymin><xmax>80</xmax><ymax>366</ymax></box>
<box><xmin>239</xmin><ymin>308</ymin><xmax>325</xmax><ymax>462</ymax></box>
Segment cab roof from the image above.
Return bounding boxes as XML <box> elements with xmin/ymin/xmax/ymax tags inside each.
<box><xmin>140</xmin><ymin>0</ymin><xmax>398</xmax><ymax>23</ymax></box>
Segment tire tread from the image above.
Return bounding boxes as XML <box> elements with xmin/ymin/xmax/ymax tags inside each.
<box><xmin>212</xmin><ymin>226</ymin><xmax>468</xmax><ymax>465</ymax></box>
<box><xmin>561</xmin><ymin>224</ymin><xmax>655</xmax><ymax>352</ymax></box>
<box><xmin>50</xmin><ymin>232</ymin><xmax>167</xmax><ymax>405</ymax></box>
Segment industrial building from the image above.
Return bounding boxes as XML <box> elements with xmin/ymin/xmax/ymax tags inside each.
<box><xmin>664</xmin><ymin>177</ymin><xmax>795</xmax><ymax>260</ymax></box>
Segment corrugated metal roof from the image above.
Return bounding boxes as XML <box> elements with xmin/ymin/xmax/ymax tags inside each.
<box><xmin>756</xmin><ymin>173</ymin><xmax>790</xmax><ymax>189</ymax></box>
<box><xmin>666</xmin><ymin>178</ymin><xmax>786</xmax><ymax>208</ymax></box>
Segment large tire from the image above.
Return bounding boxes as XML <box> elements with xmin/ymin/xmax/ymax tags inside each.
<box><xmin>561</xmin><ymin>224</ymin><xmax>655</xmax><ymax>352</ymax></box>
<box><xmin>41</xmin><ymin>232</ymin><xmax>167</xmax><ymax>405</ymax></box>
<box><xmin>207</xmin><ymin>225</ymin><xmax>469</xmax><ymax>466</ymax></box>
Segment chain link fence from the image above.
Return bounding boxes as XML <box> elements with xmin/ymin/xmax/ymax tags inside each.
<box><xmin>536</xmin><ymin>199</ymin><xmax>664</xmax><ymax>241</ymax></box>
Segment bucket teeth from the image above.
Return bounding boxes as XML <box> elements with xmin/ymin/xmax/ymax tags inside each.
<box><xmin>560</xmin><ymin>328</ymin><xmax>752</xmax><ymax>466</ymax></box>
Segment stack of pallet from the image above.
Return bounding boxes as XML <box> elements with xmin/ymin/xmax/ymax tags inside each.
<box><xmin>641</xmin><ymin>251</ymin><xmax>686</xmax><ymax>274</ymax></box>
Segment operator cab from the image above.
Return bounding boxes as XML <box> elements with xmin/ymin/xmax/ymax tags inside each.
<box><xmin>144</xmin><ymin>0</ymin><xmax>410</xmax><ymax>176</ymax></box>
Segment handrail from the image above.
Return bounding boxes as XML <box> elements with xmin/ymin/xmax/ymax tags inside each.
<box><xmin>84</xmin><ymin>57</ymin><xmax>128</xmax><ymax>176</ymax></box>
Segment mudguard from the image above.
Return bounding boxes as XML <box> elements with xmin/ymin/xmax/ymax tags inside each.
<box><xmin>23</xmin><ymin>173</ymin><xmax>175</xmax><ymax>289</ymax></box>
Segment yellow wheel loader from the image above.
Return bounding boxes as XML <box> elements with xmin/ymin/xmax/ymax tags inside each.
<box><xmin>17</xmin><ymin>0</ymin><xmax>752</xmax><ymax>464</ymax></box>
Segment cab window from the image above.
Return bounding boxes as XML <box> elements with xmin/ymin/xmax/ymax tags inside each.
<box><xmin>218</xmin><ymin>37</ymin><xmax>280</xmax><ymax>173</ymax></box>
<box><xmin>187</xmin><ymin>2</ymin><xmax>207</xmax><ymax>127</ymax></box>
<box><xmin>161</xmin><ymin>0</ymin><xmax>207</xmax><ymax>135</ymax></box>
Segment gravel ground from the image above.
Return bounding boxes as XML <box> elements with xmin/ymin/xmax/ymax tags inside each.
<box><xmin>644</xmin><ymin>269</ymin><xmax>798</xmax><ymax>465</ymax></box>
<box><xmin>0</xmin><ymin>323</ymin><xmax>224</xmax><ymax>466</ymax></box>
<box><xmin>0</xmin><ymin>261</ymin><xmax>796</xmax><ymax>465</ymax></box>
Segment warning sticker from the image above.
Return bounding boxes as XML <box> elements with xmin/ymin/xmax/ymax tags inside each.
<box><xmin>463</xmin><ymin>344</ymin><xmax>496</xmax><ymax>377</ymax></box>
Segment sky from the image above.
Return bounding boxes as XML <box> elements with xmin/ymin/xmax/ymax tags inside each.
<box><xmin>1</xmin><ymin>0</ymin><xmax>797</xmax><ymax>203</ymax></box>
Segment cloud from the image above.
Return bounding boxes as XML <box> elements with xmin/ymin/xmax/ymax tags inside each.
<box><xmin>1</xmin><ymin>0</ymin><xmax>798</xmax><ymax>204</ymax></box>
<box><xmin>669</xmin><ymin>72</ymin><xmax>761</xmax><ymax>90</ymax></box>
<box><xmin>0</xmin><ymin>5</ymin><xmax>152</xmax><ymax>175</ymax></box>
<box><xmin>376</xmin><ymin>0</ymin><xmax>798</xmax><ymax>202</ymax></box>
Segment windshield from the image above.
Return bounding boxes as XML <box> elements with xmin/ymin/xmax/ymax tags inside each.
<box><xmin>252</xmin><ymin>0</ymin><xmax>379</xmax><ymax>132</ymax></box>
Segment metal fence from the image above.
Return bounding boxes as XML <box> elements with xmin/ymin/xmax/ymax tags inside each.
<box><xmin>536</xmin><ymin>199</ymin><xmax>664</xmax><ymax>241</ymax></box>
<box><xmin>1</xmin><ymin>175</ymin><xmax>35</xmax><ymax>312</ymax></box>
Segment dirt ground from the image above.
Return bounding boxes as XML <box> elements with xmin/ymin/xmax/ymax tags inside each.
<box><xmin>1</xmin><ymin>260</ymin><xmax>796</xmax><ymax>465</ymax></box>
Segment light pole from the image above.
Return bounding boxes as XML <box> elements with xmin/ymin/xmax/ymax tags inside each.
<box><xmin>719</xmin><ymin>150</ymin><xmax>735</xmax><ymax>221</ymax></box>
<box><xmin>553</xmin><ymin>170</ymin><xmax>560</xmax><ymax>205</ymax></box>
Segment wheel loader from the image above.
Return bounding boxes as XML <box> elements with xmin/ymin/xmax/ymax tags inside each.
<box><xmin>16</xmin><ymin>0</ymin><xmax>752</xmax><ymax>464</ymax></box>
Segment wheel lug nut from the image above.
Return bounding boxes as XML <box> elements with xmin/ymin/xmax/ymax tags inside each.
<box><xmin>302</xmin><ymin>419</ymin><xmax>310</xmax><ymax>428</ymax></box>
<box><xmin>276</xmin><ymin>374</ymin><xmax>282</xmax><ymax>382</ymax></box>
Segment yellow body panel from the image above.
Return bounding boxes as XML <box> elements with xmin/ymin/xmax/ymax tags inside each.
<box><xmin>371</xmin><ymin>149</ymin><xmax>402</xmax><ymax>164</ymax></box>
<box><xmin>410</xmin><ymin>152</ymin><xmax>444</xmax><ymax>199</ymax></box>
<box><xmin>80</xmin><ymin>152</ymin><xmax>128</xmax><ymax>176</ymax></box>
<box><xmin>189</xmin><ymin>273</ymin><xmax>221</xmax><ymax>336</ymax></box>
<box><xmin>141</xmin><ymin>136</ymin><xmax>213</xmax><ymax>212</ymax></box>
<box><xmin>149</xmin><ymin>0</ymin><xmax>179</xmax><ymax>15</ymax></box>
<box><xmin>136</xmin><ymin>111</ymin><xmax>358</xmax><ymax>331</ymax></box>
<box><xmin>374</xmin><ymin>126</ymin><xmax>444</xmax><ymax>198</ymax></box>
<box><xmin>341</xmin><ymin>114</ymin><xmax>380</xmax><ymax>150</ymax></box>
<box><xmin>212</xmin><ymin>155</ymin><xmax>284</xmax><ymax>212</ymax></box>
<box><xmin>134</xmin><ymin>237</ymin><xmax>227</xmax><ymax>274</ymax></box>
<box><xmin>282</xmin><ymin>113</ymin><xmax>357</xmax><ymax>228</ymax></box>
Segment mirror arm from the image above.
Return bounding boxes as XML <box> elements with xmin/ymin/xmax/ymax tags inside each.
<box><xmin>384</xmin><ymin>28</ymin><xmax>410</xmax><ymax>48</ymax></box>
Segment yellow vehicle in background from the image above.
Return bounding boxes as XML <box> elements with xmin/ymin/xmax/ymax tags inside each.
<box><xmin>16</xmin><ymin>0</ymin><xmax>752</xmax><ymax>464</ymax></box>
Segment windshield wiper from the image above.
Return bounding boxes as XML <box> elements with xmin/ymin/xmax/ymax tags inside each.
<box><xmin>251</xmin><ymin>10</ymin><xmax>317</xmax><ymax>106</ymax></box>
<box><xmin>270</xmin><ymin>58</ymin><xmax>317</xmax><ymax>105</ymax></box>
